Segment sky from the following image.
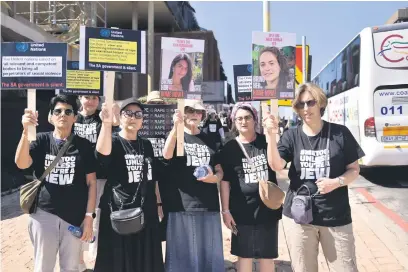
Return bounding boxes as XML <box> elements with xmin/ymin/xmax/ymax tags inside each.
<box><xmin>191</xmin><ymin>1</ymin><xmax>405</xmax><ymax>99</ymax></box>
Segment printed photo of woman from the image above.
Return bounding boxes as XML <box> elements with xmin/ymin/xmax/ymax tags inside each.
<box><xmin>257</xmin><ymin>47</ymin><xmax>291</xmax><ymax>92</ymax></box>
<box><xmin>168</xmin><ymin>53</ymin><xmax>195</xmax><ymax>93</ymax></box>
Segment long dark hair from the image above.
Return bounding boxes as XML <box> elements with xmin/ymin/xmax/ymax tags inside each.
<box><xmin>168</xmin><ymin>53</ymin><xmax>193</xmax><ymax>92</ymax></box>
<box><xmin>258</xmin><ymin>47</ymin><xmax>289</xmax><ymax>91</ymax></box>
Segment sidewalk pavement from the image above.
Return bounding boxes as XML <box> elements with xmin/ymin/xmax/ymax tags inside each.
<box><xmin>1</xmin><ymin>170</ymin><xmax>408</xmax><ymax>272</ymax></box>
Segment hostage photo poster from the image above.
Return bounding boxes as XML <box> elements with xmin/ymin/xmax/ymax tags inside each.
<box><xmin>251</xmin><ymin>31</ymin><xmax>296</xmax><ymax>100</ymax></box>
<box><xmin>159</xmin><ymin>37</ymin><xmax>205</xmax><ymax>100</ymax></box>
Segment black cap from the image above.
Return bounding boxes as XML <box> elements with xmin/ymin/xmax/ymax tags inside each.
<box><xmin>120</xmin><ymin>97</ymin><xmax>144</xmax><ymax>112</ymax></box>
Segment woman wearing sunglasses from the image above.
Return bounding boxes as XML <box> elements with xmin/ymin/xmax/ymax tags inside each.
<box><xmin>74</xmin><ymin>95</ymin><xmax>120</xmax><ymax>270</ymax></box>
<box><xmin>94</xmin><ymin>97</ymin><xmax>164</xmax><ymax>272</ymax></box>
<box><xmin>265</xmin><ymin>83</ymin><xmax>365</xmax><ymax>271</ymax></box>
<box><xmin>219</xmin><ymin>103</ymin><xmax>282</xmax><ymax>272</ymax></box>
<box><xmin>15</xmin><ymin>95</ymin><xmax>97</xmax><ymax>272</ymax></box>
<box><xmin>162</xmin><ymin>99</ymin><xmax>224</xmax><ymax>272</ymax></box>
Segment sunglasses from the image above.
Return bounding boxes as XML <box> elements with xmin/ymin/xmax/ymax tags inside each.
<box><xmin>185</xmin><ymin>107</ymin><xmax>203</xmax><ymax>115</ymax></box>
<box><xmin>52</xmin><ymin>109</ymin><xmax>74</xmax><ymax>116</ymax></box>
<box><xmin>235</xmin><ymin>115</ymin><xmax>253</xmax><ymax>122</ymax></box>
<box><xmin>295</xmin><ymin>100</ymin><xmax>317</xmax><ymax>110</ymax></box>
<box><xmin>122</xmin><ymin>110</ymin><xmax>143</xmax><ymax>119</ymax></box>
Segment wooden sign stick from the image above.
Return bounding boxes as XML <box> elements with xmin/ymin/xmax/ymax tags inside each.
<box><xmin>104</xmin><ymin>71</ymin><xmax>115</xmax><ymax>120</ymax></box>
<box><xmin>177</xmin><ymin>99</ymin><xmax>185</xmax><ymax>156</ymax></box>
<box><xmin>270</xmin><ymin>99</ymin><xmax>279</xmax><ymax>142</ymax></box>
<box><xmin>27</xmin><ymin>89</ymin><xmax>37</xmax><ymax>142</ymax></box>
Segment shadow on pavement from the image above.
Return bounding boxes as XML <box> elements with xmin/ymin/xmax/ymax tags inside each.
<box><xmin>360</xmin><ymin>166</ymin><xmax>408</xmax><ymax>188</ymax></box>
<box><xmin>1</xmin><ymin>191</ymin><xmax>23</xmax><ymax>221</ymax></box>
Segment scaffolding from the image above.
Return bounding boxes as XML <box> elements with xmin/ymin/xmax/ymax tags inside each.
<box><xmin>10</xmin><ymin>1</ymin><xmax>107</xmax><ymax>44</ymax></box>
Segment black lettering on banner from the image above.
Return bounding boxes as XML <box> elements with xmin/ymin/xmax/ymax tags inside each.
<box><xmin>44</xmin><ymin>154</ymin><xmax>76</xmax><ymax>185</ymax></box>
<box><xmin>241</xmin><ymin>153</ymin><xmax>268</xmax><ymax>184</ymax></box>
<box><xmin>139</xmin><ymin>104</ymin><xmax>176</xmax><ymax>139</ymax></box>
<box><xmin>299</xmin><ymin>149</ymin><xmax>330</xmax><ymax>180</ymax></box>
<box><xmin>185</xmin><ymin>143</ymin><xmax>211</xmax><ymax>167</ymax></box>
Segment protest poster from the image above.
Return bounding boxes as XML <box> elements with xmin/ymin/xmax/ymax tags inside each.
<box><xmin>233</xmin><ymin>64</ymin><xmax>252</xmax><ymax>102</ymax></box>
<box><xmin>159</xmin><ymin>37</ymin><xmax>205</xmax><ymax>100</ymax></box>
<box><xmin>61</xmin><ymin>61</ymin><xmax>103</xmax><ymax>95</ymax></box>
<box><xmin>138</xmin><ymin>104</ymin><xmax>177</xmax><ymax>158</ymax></box>
<box><xmin>202</xmin><ymin>81</ymin><xmax>226</xmax><ymax>103</ymax></box>
<box><xmin>251</xmin><ymin>32</ymin><xmax>296</xmax><ymax>100</ymax></box>
<box><xmin>79</xmin><ymin>26</ymin><xmax>146</xmax><ymax>73</ymax></box>
<box><xmin>1</xmin><ymin>42</ymin><xmax>67</xmax><ymax>90</ymax></box>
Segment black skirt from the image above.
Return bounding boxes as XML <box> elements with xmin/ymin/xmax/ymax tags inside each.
<box><xmin>231</xmin><ymin>222</ymin><xmax>279</xmax><ymax>259</ymax></box>
<box><xmin>94</xmin><ymin>205</ymin><xmax>164</xmax><ymax>272</ymax></box>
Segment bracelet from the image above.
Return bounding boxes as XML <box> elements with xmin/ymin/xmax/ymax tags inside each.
<box><xmin>157</xmin><ymin>203</ymin><xmax>162</xmax><ymax>207</ymax></box>
<box><xmin>221</xmin><ymin>210</ymin><xmax>230</xmax><ymax>214</ymax></box>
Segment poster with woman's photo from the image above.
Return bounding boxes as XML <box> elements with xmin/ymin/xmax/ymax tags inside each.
<box><xmin>252</xmin><ymin>31</ymin><xmax>296</xmax><ymax>100</ymax></box>
<box><xmin>160</xmin><ymin>37</ymin><xmax>205</xmax><ymax>100</ymax></box>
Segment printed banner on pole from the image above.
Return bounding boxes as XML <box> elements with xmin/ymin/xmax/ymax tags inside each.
<box><xmin>251</xmin><ymin>32</ymin><xmax>296</xmax><ymax>100</ymax></box>
<box><xmin>1</xmin><ymin>42</ymin><xmax>67</xmax><ymax>89</ymax></box>
<box><xmin>61</xmin><ymin>61</ymin><xmax>103</xmax><ymax>95</ymax></box>
<box><xmin>138</xmin><ymin>104</ymin><xmax>177</xmax><ymax>158</ymax></box>
<box><xmin>233</xmin><ymin>64</ymin><xmax>252</xmax><ymax>102</ymax></box>
<box><xmin>202</xmin><ymin>81</ymin><xmax>225</xmax><ymax>103</ymax></box>
<box><xmin>159</xmin><ymin>37</ymin><xmax>205</xmax><ymax>100</ymax></box>
<box><xmin>79</xmin><ymin>26</ymin><xmax>146</xmax><ymax>73</ymax></box>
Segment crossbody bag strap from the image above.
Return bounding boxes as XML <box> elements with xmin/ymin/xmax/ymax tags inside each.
<box><xmin>235</xmin><ymin>136</ymin><xmax>253</xmax><ymax>165</ymax></box>
<box><xmin>325</xmin><ymin>123</ymin><xmax>331</xmax><ymax>178</ymax></box>
<box><xmin>111</xmin><ymin>137</ymin><xmax>145</xmax><ymax>211</ymax></box>
<box><xmin>38</xmin><ymin>134</ymin><xmax>74</xmax><ymax>182</ymax></box>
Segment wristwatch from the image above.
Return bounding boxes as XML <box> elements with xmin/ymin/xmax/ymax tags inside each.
<box><xmin>338</xmin><ymin>177</ymin><xmax>345</xmax><ymax>186</ymax></box>
<box><xmin>85</xmin><ymin>212</ymin><xmax>96</xmax><ymax>219</ymax></box>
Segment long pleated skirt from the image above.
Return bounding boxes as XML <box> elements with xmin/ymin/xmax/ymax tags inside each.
<box><xmin>165</xmin><ymin>211</ymin><xmax>224</xmax><ymax>272</ymax></box>
<box><xmin>94</xmin><ymin>205</ymin><xmax>164</xmax><ymax>272</ymax></box>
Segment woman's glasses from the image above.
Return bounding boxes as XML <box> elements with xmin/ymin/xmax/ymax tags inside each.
<box><xmin>185</xmin><ymin>107</ymin><xmax>203</xmax><ymax>115</ymax></box>
<box><xmin>294</xmin><ymin>100</ymin><xmax>317</xmax><ymax>110</ymax></box>
<box><xmin>235</xmin><ymin>115</ymin><xmax>253</xmax><ymax>122</ymax></box>
<box><xmin>52</xmin><ymin>109</ymin><xmax>74</xmax><ymax>116</ymax></box>
<box><xmin>122</xmin><ymin>110</ymin><xmax>143</xmax><ymax>119</ymax></box>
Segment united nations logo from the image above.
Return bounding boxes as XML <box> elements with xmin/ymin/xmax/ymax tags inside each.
<box><xmin>16</xmin><ymin>43</ymin><xmax>29</xmax><ymax>52</ymax></box>
<box><xmin>247</xmin><ymin>64</ymin><xmax>252</xmax><ymax>73</ymax></box>
<box><xmin>100</xmin><ymin>29</ymin><xmax>111</xmax><ymax>38</ymax></box>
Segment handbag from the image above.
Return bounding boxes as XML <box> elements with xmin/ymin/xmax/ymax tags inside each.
<box><xmin>291</xmin><ymin>123</ymin><xmax>331</xmax><ymax>224</ymax></box>
<box><xmin>20</xmin><ymin>134</ymin><xmax>74</xmax><ymax>214</ymax></box>
<box><xmin>108</xmin><ymin>137</ymin><xmax>146</xmax><ymax>235</ymax></box>
<box><xmin>235</xmin><ymin>136</ymin><xmax>285</xmax><ymax>210</ymax></box>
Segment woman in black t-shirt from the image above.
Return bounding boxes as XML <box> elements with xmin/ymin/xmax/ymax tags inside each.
<box><xmin>266</xmin><ymin>83</ymin><xmax>364</xmax><ymax>272</ymax></box>
<box><xmin>15</xmin><ymin>95</ymin><xmax>97</xmax><ymax>272</ymax></box>
<box><xmin>74</xmin><ymin>95</ymin><xmax>120</xmax><ymax>269</ymax></box>
<box><xmin>220</xmin><ymin>102</ymin><xmax>282</xmax><ymax>272</ymax></box>
<box><xmin>162</xmin><ymin>99</ymin><xmax>224</xmax><ymax>272</ymax></box>
<box><xmin>94</xmin><ymin>98</ymin><xmax>164</xmax><ymax>272</ymax></box>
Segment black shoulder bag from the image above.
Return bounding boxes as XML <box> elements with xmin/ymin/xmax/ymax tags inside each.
<box><xmin>108</xmin><ymin>137</ymin><xmax>146</xmax><ymax>235</ymax></box>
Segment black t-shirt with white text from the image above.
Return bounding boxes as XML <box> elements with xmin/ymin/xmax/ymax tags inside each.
<box><xmin>165</xmin><ymin>132</ymin><xmax>220</xmax><ymax>212</ymax></box>
<box><xmin>29</xmin><ymin>132</ymin><xmax>97</xmax><ymax>226</ymax></box>
<box><xmin>203</xmin><ymin>118</ymin><xmax>223</xmax><ymax>147</ymax></box>
<box><xmin>278</xmin><ymin>121</ymin><xmax>365</xmax><ymax>227</ymax></box>
<box><xmin>97</xmin><ymin>135</ymin><xmax>158</xmax><ymax>224</ymax></box>
<box><xmin>74</xmin><ymin>110</ymin><xmax>102</xmax><ymax>146</ymax></box>
<box><xmin>220</xmin><ymin>134</ymin><xmax>282</xmax><ymax>225</ymax></box>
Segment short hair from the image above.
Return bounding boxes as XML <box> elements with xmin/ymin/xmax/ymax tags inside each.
<box><xmin>49</xmin><ymin>95</ymin><xmax>79</xmax><ymax>115</ymax></box>
<box><xmin>292</xmin><ymin>83</ymin><xmax>327</xmax><ymax>115</ymax></box>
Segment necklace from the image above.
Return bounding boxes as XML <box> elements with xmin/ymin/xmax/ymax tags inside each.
<box><xmin>304</xmin><ymin>122</ymin><xmax>323</xmax><ymax>150</ymax></box>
